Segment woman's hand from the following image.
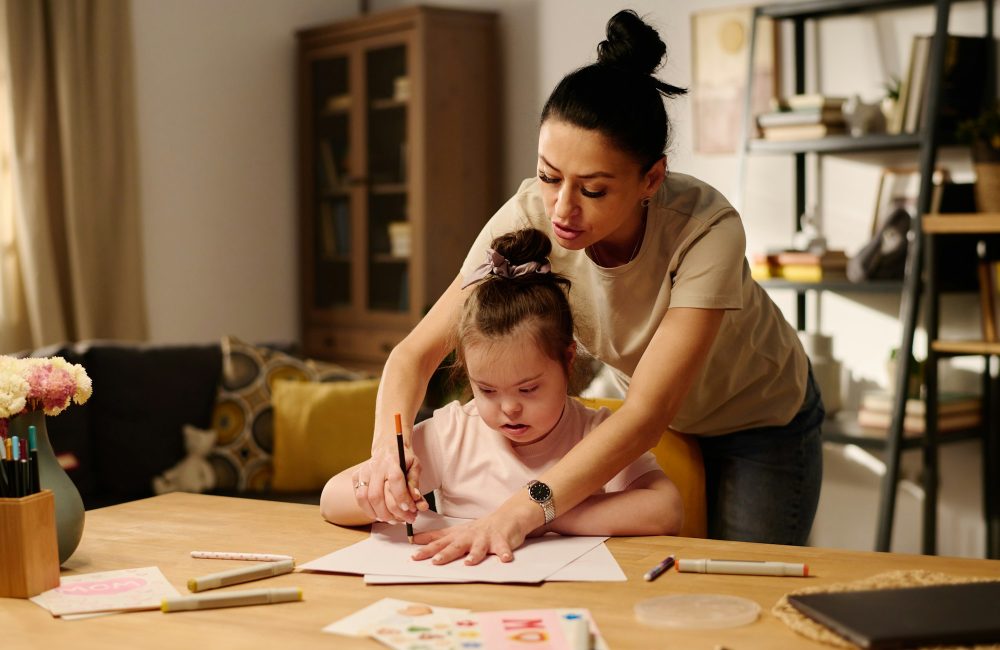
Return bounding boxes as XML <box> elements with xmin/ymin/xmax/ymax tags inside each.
<box><xmin>410</xmin><ymin>508</ymin><xmax>534</xmax><ymax>566</ymax></box>
<box><xmin>352</xmin><ymin>443</ymin><xmax>428</xmax><ymax>524</ymax></box>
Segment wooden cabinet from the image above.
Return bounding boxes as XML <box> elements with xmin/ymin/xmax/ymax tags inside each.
<box><xmin>296</xmin><ymin>6</ymin><xmax>500</xmax><ymax>370</ymax></box>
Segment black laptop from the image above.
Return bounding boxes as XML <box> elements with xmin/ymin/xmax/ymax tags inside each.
<box><xmin>788</xmin><ymin>581</ymin><xmax>1000</xmax><ymax>649</ymax></box>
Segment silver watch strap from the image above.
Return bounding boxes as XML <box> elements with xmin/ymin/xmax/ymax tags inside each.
<box><xmin>540</xmin><ymin>499</ymin><xmax>555</xmax><ymax>525</ymax></box>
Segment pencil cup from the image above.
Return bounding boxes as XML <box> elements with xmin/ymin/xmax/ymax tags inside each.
<box><xmin>0</xmin><ymin>489</ymin><xmax>61</xmax><ymax>598</ymax></box>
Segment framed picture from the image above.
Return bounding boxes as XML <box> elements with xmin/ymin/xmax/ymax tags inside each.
<box><xmin>871</xmin><ymin>167</ymin><xmax>950</xmax><ymax>235</ymax></box>
<box><xmin>691</xmin><ymin>6</ymin><xmax>779</xmax><ymax>154</ymax></box>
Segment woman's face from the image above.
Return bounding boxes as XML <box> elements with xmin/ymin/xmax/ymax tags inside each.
<box><xmin>537</xmin><ymin>119</ymin><xmax>663</xmax><ymax>252</ymax></box>
<box><xmin>463</xmin><ymin>326</ymin><xmax>570</xmax><ymax>447</ymax></box>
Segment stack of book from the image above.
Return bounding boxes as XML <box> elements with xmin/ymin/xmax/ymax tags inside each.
<box><xmin>756</xmin><ymin>95</ymin><xmax>847</xmax><ymax>141</ymax></box>
<box><xmin>856</xmin><ymin>390</ymin><xmax>982</xmax><ymax>437</ymax></box>
<box><xmin>751</xmin><ymin>249</ymin><xmax>849</xmax><ymax>282</ymax></box>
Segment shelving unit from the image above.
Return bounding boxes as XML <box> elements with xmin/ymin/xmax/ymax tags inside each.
<box><xmin>923</xmin><ymin>213</ymin><xmax>1000</xmax><ymax>558</ymax></box>
<box><xmin>296</xmin><ymin>7</ymin><xmax>500</xmax><ymax>371</ymax></box>
<box><xmin>741</xmin><ymin>0</ymin><xmax>998</xmax><ymax>557</ymax></box>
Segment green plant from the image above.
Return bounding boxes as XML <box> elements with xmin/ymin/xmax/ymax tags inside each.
<box><xmin>883</xmin><ymin>76</ymin><xmax>901</xmax><ymax>102</ymax></box>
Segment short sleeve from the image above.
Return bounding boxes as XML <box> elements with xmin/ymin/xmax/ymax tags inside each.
<box><xmin>669</xmin><ymin>209</ymin><xmax>746</xmax><ymax>310</ymax></box>
<box><xmin>411</xmin><ymin>417</ymin><xmax>442</xmax><ymax>495</ymax></box>
<box><xmin>602</xmin><ymin>452</ymin><xmax>664</xmax><ymax>493</ymax></box>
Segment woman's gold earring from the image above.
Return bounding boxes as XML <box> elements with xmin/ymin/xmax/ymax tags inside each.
<box><xmin>641</xmin><ymin>196</ymin><xmax>651</xmax><ymax>207</ymax></box>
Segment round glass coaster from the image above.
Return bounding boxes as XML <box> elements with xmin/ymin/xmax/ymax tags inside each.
<box><xmin>634</xmin><ymin>594</ymin><xmax>761</xmax><ymax>629</ymax></box>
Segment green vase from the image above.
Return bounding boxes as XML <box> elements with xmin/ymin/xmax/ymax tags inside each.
<box><xmin>9</xmin><ymin>410</ymin><xmax>85</xmax><ymax>564</ymax></box>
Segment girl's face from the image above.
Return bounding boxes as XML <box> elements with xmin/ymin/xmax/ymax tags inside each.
<box><xmin>463</xmin><ymin>327</ymin><xmax>571</xmax><ymax>447</ymax></box>
<box><xmin>537</xmin><ymin>119</ymin><xmax>663</xmax><ymax>253</ymax></box>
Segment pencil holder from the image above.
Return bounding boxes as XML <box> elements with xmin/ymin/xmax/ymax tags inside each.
<box><xmin>0</xmin><ymin>489</ymin><xmax>61</xmax><ymax>598</ymax></box>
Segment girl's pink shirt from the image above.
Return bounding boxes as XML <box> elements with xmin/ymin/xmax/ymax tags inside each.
<box><xmin>413</xmin><ymin>397</ymin><xmax>662</xmax><ymax>519</ymax></box>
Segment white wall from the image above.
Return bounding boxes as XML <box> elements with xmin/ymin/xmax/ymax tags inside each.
<box><xmin>131</xmin><ymin>0</ymin><xmax>995</xmax><ymax>556</ymax></box>
<box><xmin>131</xmin><ymin>0</ymin><xmax>356</xmax><ymax>344</ymax></box>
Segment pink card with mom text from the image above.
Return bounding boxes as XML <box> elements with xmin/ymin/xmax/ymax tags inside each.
<box><xmin>29</xmin><ymin>566</ymin><xmax>181</xmax><ymax>617</ymax></box>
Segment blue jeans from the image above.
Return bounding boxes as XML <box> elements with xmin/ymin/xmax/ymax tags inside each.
<box><xmin>697</xmin><ymin>366</ymin><xmax>824</xmax><ymax>545</ymax></box>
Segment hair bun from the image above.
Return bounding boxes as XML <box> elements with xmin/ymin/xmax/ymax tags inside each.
<box><xmin>491</xmin><ymin>228</ymin><xmax>552</xmax><ymax>268</ymax></box>
<box><xmin>596</xmin><ymin>9</ymin><xmax>666</xmax><ymax>76</ymax></box>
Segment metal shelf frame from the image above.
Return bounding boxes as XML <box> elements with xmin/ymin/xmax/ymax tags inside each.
<box><xmin>739</xmin><ymin>0</ymin><xmax>998</xmax><ymax>558</ymax></box>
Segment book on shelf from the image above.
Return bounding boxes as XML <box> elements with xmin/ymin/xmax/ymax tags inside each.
<box><xmin>750</xmin><ymin>249</ymin><xmax>848</xmax><ymax>282</ymax></box>
<box><xmin>856</xmin><ymin>408</ymin><xmax>982</xmax><ymax>436</ymax></box>
<box><xmin>901</xmin><ymin>35</ymin><xmax>932</xmax><ymax>134</ymax></box>
<box><xmin>855</xmin><ymin>390</ymin><xmax>982</xmax><ymax>437</ymax></box>
<box><xmin>319</xmin><ymin>201</ymin><xmax>351</xmax><ymax>259</ymax></box>
<box><xmin>761</xmin><ymin>122</ymin><xmax>848</xmax><ymax>141</ymax></box>
<box><xmin>756</xmin><ymin>107</ymin><xmax>846</xmax><ymax>129</ymax></box>
<box><xmin>976</xmin><ymin>258</ymin><xmax>1000</xmax><ymax>342</ymax></box>
<box><xmin>900</xmin><ymin>34</ymin><xmax>990</xmax><ymax>135</ymax></box>
<box><xmin>319</xmin><ymin>203</ymin><xmax>337</xmax><ymax>260</ymax></box>
<box><xmin>859</xmin><ymin>391</ymin><xmax>981</xmax><ymax>417</ymax></box>
<box><xmin>772</xmin><ymin>249</ymin><xmax>848</xmax><ymax>268</ymax></box>
<box><xmin>773</xmin><ymin>94</ymin><xmax>847</xmax><ymax>111</ymax></box>
<box><xmin>319</xmin><ymin>140</ymin><xmax>341</xmax><ymax>190</ymax></box>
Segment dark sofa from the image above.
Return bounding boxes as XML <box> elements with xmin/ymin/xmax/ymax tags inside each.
<box><xmin>20</xmin><ymin>340</ymin><xmax>319</xmax><ymax>510</ymax></box>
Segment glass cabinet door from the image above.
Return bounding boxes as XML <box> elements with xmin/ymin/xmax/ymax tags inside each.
<box><xmin>311</xmin><ymin>55</ymin><xmax>351</xmax><ymax>310</ymax></box>
<box><xmin>365</xmin><ymin>43</ymin><xmax>410</xmax><ymax>313</ymax></box>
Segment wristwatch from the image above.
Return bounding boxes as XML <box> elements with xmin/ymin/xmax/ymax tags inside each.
<box><xmin>526</xmin><ymin>480</ymin><xmax>555</xmax><ymax>524</ymax></box>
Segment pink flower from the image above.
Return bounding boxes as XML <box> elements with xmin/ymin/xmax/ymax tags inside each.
<box><xmin>0</xmin><ymin>356</ymin><xmax>92</xmax><ymax>420</ymax></box>
<box><xmin>25</xmin><ymin>362</ymin><xmax>76</xmax><ymax>415</ymax></box>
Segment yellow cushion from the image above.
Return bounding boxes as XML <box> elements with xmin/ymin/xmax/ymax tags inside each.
<box><xmin>574</xmin><ymin>397</ymin><xmax>707</xmax><ymax>538</ymax></box>
<box><xmin>210</xmin><ymin>335</ymin><xmax>365</xmax><ymax>492</ymax></box>
<box><xmin>271</xmin><ymin>378</ymin><xmax>380</xmax><ymax>493</ymax></box>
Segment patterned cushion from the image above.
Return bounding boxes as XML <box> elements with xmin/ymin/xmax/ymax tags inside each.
<box><xmin>208</xmin><ymin>335</ymin><xmax>363</xmax><ymax>492</ymax></box>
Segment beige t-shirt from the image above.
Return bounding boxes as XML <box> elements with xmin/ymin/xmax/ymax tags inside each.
<box><xmin>460</xmin><ymin>173</ymin><xmax>808</xmax><ymax>436</ymax></box>
<box><xmin>414</xmin><ymin>398</ymin><xmax>663</xmax><ymax>519</ymax></box>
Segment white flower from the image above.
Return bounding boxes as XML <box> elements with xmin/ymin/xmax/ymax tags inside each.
<box><xmin>0</xmin><ymin>355</ymin><xmax>92</xmax><ymax>419</ymax></box>
<box><xmin>0</xmin><ymin>356</ymin><xmax>30</xmax><ymax>418</ymax></box>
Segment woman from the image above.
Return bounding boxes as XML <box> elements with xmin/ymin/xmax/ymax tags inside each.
<box><xmin>352</xmin><ymin>9</ymin><xmax>823</xmax><ymax>565</ymax></box>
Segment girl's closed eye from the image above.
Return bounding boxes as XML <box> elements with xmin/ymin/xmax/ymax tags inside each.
<box><xmin>581</xmin><ymin>186</ymin><xmax>606</xmax><ymax>198</ymax></box>
<box><xmin>519</xmin><ymin>385</ymin><xmax>539</xmax><ymax>394</ymax></box>
<box><xmin>538</xmin><ymin>170</ymin><xmax>559</xmax><ymax>184</ymax></box>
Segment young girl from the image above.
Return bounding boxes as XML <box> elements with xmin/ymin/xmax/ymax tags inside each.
<box><xmin>321</xmin><ymin>228</ymin><xmax>682</xmax><ymax>548</ymax></box>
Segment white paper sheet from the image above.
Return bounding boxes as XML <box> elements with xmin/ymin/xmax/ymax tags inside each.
<box><xmin>362</xmin><ymin>542</ymin><xmax>626</xmax><ymax>584</ymax></box>
<box><xmin>301</xmin><ymin>512</ymin><xmax>611</xmax><ymax>584</ymax></box>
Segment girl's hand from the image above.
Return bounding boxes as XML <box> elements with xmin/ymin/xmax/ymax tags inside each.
<box><xmin>352</xmin><ymin>444</ymin><xmax>428</xmax><ymax>524</ymax></box>
<box><xmin>410</xmin><ymin>511</ymin><xmax>529</xmax><ymax>565</ymax></box>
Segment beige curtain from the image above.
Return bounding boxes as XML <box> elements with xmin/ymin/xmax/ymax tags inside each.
<box><xmin>0</xmin><ymin>0</ymin><xmax>147</xmax><ymax>353</ymax></box>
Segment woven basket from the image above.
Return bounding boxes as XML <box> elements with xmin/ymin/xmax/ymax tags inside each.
<box><xmin>974</xmin><ymin>162</ymin><xmax>1000</xmax><ymax>213</ymax></box>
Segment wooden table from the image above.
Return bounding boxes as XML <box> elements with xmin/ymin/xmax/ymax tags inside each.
<box><xmin>2</xmin><ymin>493</ymin><xmax>999</xmax><ymax>649</ymax></box>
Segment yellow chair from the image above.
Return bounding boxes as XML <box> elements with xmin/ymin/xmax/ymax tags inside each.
<box><xmin>574</xmin><ymin>397</ymin><xmax>707</xmax><ymax>538</ymax></box>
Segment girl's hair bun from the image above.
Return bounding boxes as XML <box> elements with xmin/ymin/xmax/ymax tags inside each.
<box><xmin>596</xmin><ymin>9</ymin><xmax>666</xmax><ymax>77</ymax></box>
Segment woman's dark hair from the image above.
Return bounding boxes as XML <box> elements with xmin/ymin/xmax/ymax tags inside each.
<box><xmin>540</xmin><ymin>9</ymin><xmax>687</xmax><ymax>172</ymax></box>
<box><xmin>456</xmin><ymin>228</ymin><xmax>574</xmax><ymax>375</ymax></box>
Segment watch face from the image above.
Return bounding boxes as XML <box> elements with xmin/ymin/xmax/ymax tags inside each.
<box><xmin>528</xmin><ymin>481</ymin><xmax>552</xmax><ymax>503</ymax></box>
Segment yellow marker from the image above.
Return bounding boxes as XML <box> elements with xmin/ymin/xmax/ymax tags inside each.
<box><xmin>162</xmin><ymin>587</ymin><xmax>302</xmax><ymax>612</ymax></box>
<box><xmin>187</xmin><ymin>558</ymin><xmax>294</xmax><ymax>592</ymax></box>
